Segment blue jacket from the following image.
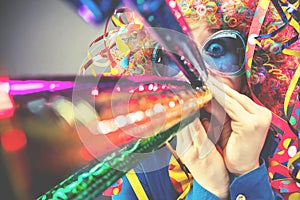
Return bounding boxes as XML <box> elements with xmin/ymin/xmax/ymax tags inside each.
<box><xmin>112</xmin><ymin>134</ymin><xmax>282</xmax><ymax>200</ymax></box>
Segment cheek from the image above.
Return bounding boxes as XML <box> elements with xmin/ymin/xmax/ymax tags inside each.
<box><xmin>208</xmin><ymin>70</ymin><xmax>243</xmax><ymax>92</ymax></box>
<box><xmin>222</xmin><ymin>76</ymin><xmax>242</xmax><ymax>91</ymax></box>
<box><xmin>212</xmin><ymin>54</ymin><xmax>240</xmax><ymax>73</ymax></box>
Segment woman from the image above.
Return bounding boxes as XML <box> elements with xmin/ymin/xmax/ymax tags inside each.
<box><xmin>113</xmin><ymin>24</ymin><xmax>274</xmax><ymax>200</ymax></box>
<box><xmin>89</xmin><ymin>0</ymin><xmax>299</xmax><ymax>199</ymax></box>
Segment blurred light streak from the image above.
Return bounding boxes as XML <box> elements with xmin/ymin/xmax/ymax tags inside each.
<box><xmin>77</xmin><ymin>4</ymin><xmax>98</xmax><ymax>24</ymax></box>
<box><xmin>0</xmin><ymin>80</ymin><xmax>15</xmax><ymax>119</ymax></box>
<box><xmin>9</xmin><ymin>80</ymin><xmax>74</xmax><ymax>95</ymax></box>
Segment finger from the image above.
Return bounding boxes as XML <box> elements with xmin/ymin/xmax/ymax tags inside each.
<box><xmin>199</xmin><ymin>138</ymin><xmax>215</xmax><ymax>159</ymax></box>
<box><xmin>188</xmin><ymin>119</ymin><xmax>215</xmax><ymax>159</ymax></box>
<box><xmin>176</xmin><ymin>125</ymin><xmax>188</xmax><ymax>149</ymax></box>
<box><xmin>201</xmin><ymin>118</ymin><xmax>210</xmax><ymax>132</ymax></box>
<box><xmin>201</xmin><ymin>115</ymin><xmax>222</xmax><ymax>144</ymax></box>
<box><xmin>176</xmin><ymin>120</ymin><xmax>197</xmax><ymax>156</ymax></box>
<box><xmin>176</xmin><ymin>127</ymin><xmax>184</xmax><ymax>145</ymax></box>
<box><xmin>207</xmin><ymin>76</ymin><xmax>257</xmax><ymax>113</ymax></box>
<box><xmin>189</xmin><ymin>118</ymin><xmax>206</xmax><ymax>146</ymax></box>
<box><xmin>203</xmin><ymin>99</ymin><xmax>227</xmax><ymax>126</ymax></box>
<box><xmin>219</xmin><ymin>119</ymin><xmax>232</xmax><ymax>149</ymax></box>
<box><xmin>208</xmin><ymin>83</ymin><xmax>248</xmax><ymax>121</ymax></box>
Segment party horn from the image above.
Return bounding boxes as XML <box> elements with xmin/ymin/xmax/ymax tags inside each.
<box><xmin>6</xmin><ymin>75</ymin><xmax>211</xmax><ymax>199</ymax></box>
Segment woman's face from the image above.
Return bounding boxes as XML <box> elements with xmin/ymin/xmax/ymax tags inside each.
<box><xmin>188</xmin><ymin>22</ymin><xmax>246</xmax><ymax>122</ymax></box>
<box><xmin>190</xmin><ymin>22</ymin><xmax>244</xmax><ymax>92</ymax></box>
<box><xmin>154</xmin><ymin>21</ymin><xmax>245</xmax><ymax>91</ymax></box>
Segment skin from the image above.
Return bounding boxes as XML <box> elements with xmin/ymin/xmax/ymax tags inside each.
<box><xmin>176</xmin><ymin>22</ymin><xmax>272</xmax><ymax>199</ymax></box>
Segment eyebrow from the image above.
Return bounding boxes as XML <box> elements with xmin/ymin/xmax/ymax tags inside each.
<box><xmin>199</xmin><ymin>28</ymin><xmax>222</xmax><ymax>46</ymax></box>
<box><xmin>208</xmin><ymin>28</ymin><xmax>222</xmax><ymax>33</ymax></box>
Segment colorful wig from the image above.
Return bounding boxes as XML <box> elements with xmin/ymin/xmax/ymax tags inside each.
<box><xmin>179</xmin><ymin>0</ymin><xmax>299</xmax><ymax>126</ymax></box>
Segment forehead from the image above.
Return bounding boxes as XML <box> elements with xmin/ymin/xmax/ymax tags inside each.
<box><xmin>189</xmin><ymin>20</ymin><xmax>221</xmax><ymax>46</ymax></box>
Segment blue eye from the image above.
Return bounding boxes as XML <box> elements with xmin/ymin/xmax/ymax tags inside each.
<box><xmin>201</xmin><ymin>30</ymin><xmax>246</xmax><ymax>76</ymax></box>
<box><xmin>206</xmin><ymin>40</ymin><xmax>225</xmax><ymax>58</ymax></box>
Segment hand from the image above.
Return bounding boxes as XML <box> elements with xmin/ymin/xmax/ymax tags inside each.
<box><xmin>176</xmin><ymin>118</ymin><xmax>229</xmax><ymax>199</ymax></box>
<box><xmin>207</xmin><ymin>77</ymin><xmax>272</xmax><ymax>176</ymax></box>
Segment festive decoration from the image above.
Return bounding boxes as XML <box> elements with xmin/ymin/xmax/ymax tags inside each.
<box><xmin>7</xmin><ymin>0</ymin><xmax>300</xmax><ymax>199</ymax></box>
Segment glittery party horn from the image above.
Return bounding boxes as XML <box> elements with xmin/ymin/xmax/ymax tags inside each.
<box><xmin>8</xmin><ymin>75</ymin><xmax>211</xmax><ymax>199</ymax></box>
<box><xmin>123</xmin><ymin>0</ymin><xmax>208</xmax><ymax>88</ymax></box>
<box><xmin>32</xmin><ymin>74</ymin><xmax>211</xmax><ymax>200</ymax></box>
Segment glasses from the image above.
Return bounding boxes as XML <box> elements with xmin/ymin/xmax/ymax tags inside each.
<box><xmin>201</xmin><ymin>29</ymin><xmax>246</xmax><ymax>77</ymax></box>
<box><xmin>153</xmin><ymin>29</ymin><xmax>246</xmax><ymax>78</ymax></box>
<box><xmin>152</xmin><ymin>44</ymin><xmax>183</xmax><ymax>78</ymax></box>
